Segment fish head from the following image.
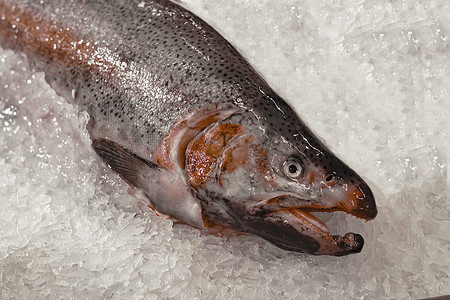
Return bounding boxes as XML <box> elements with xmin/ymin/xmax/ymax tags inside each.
<box><xmin>184</xmin><ymin>108</ymin><xmax>377</xmax><ymax>256</ymax></box>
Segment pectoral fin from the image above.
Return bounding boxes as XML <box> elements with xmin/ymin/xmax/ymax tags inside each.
<box><xmin>92</xmin><ymin>138</ymin><xmax>158</xmax><ymax>187</ymax></box>
<box><xmin>92</xmin><ymin>138</ymin><xmax>205</xmax><ymax>228</ymax></box>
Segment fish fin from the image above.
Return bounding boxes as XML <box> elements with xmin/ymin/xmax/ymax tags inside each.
<box><xmin>92</xmin><ymin>138</ymin><xmax>158</xmax><ymax>187</ymax></box>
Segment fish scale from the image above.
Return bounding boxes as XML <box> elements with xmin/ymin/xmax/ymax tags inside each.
<box><xmin>0</xmin><ymin>0</ymin><xmax>377</xmax><ymax>255</ymax></box>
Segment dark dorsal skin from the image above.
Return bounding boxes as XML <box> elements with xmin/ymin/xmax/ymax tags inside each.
<box><xmin>0</xmin><ymin>0</ymin><xmax>377</xmax><ymax>256</ymax></box>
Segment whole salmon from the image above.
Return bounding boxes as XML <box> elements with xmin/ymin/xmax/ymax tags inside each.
<box><xmin>0</xmin><ymin>0</ymin><xmax>377</xmax><ymax>256</ymax></box>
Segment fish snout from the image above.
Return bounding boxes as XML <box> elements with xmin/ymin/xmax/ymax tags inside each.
<box><xmin>342</xmin><ymin>182</ymin><xmax>377</xmax><ymax>220</ymax></box>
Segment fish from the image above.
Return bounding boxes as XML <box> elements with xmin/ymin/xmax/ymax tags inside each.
<box><xmin>0</xmin><ymin>0</ymin><xmax>377</xmax><ymax>256</ymax></box>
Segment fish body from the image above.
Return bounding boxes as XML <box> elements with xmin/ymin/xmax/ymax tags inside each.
<box><xmin>0</xmin><ymin>0</ymin><xmax>377</xmax><ymax>255</ymax></box>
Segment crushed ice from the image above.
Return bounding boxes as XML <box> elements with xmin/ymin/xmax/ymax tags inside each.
<box><xmin>0</xmin><ymin>0</ymin><xmax>448</xmax><ymax>298</ymax></box>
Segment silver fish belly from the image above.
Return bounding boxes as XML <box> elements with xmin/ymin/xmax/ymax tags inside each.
<box><xmin>0</xmin><ymin>0</ymin><xmax>377</xmax><ymax>256</ymax></box>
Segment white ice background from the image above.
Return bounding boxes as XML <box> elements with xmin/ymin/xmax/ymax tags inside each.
<box><xmin>0</xmin><ymin>0</ymin><xmax>449</xmax><ymax>299</ymax></box>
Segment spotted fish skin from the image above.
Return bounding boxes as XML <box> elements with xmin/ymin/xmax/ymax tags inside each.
<box><xmin>0</xmin><ymin>0</ymin><xmax>377</xmax><ymax>255</ymax></box>
<box><xmin>2</xmin><ymin>0</ymin><xmax>269</xmax><ymax>160</ymax></box>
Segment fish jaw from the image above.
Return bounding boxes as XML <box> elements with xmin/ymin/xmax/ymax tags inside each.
<box><xmin>243</xmin><ymin>179</ymin><xmax>376</xmax><ymax>255</ymax></box>
<box><xmin>262</xmin><ymin>209</ymin><xmax>364</xmax><ymax>256</ymax></box>
<box><xmin>249</xmin><ymin>205</ymin><xmax>365</xmax><ymax>256</ymax></box>
<box><xmin>248</xmin><ymin>180</ymin><xmax>377</xmax><ymax>221</ymax></box>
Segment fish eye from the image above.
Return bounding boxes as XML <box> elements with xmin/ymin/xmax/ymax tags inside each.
<box><xmin>325</xmin><ymin>173</ymin><xmax>337</xmax><ymax>185</ymax></box>
<box><xmin>283</xmin><ymin>158</ymin><xmax>303</xmax><ymax>179</ymax></box>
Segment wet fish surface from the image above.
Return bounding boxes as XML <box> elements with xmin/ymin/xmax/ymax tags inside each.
<box><xmin>0</xmin><ymin>0</ymin><xmax>377</xmax><ymax>256</ymax></box>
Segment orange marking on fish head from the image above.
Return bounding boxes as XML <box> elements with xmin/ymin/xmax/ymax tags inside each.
<box><xmin>219</xmin><ymin>134</ymin><xmax>254</xmax><ymax>174</ymax></box>
<box><xmin>185</xmin><ymin>123</ymin><xmax>245</xmax><ymax>189</ymax></box>
<box><xmin>185</xmin><ymin>121</ymin><xmax>276</xmax><ymax>192</ymax></box>
<box><xmin>154</xmin><ymin>107</ymin><xmax>237</xmax><ymax>171</ymax></box>
<box><xmin>308</xmin><ymin>173</ymin><xmax>315</xmax><ymax>185</ymax></box>
<box><xmin>218</xmin><ymin>135</ymin><xmax>275</xmax><ymax>189</ymax></box>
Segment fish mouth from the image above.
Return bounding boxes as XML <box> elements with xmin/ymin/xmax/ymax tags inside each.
<box><xmin>248</xmin><ymin>183</ymin><xmax>377</xmax><ymax>256</ymax></box>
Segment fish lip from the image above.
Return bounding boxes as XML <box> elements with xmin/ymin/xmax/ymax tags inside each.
<box><xmin>331</xmin><ymin>232</ymin><xmax>365</xmax><ymax>255</ymax></box>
